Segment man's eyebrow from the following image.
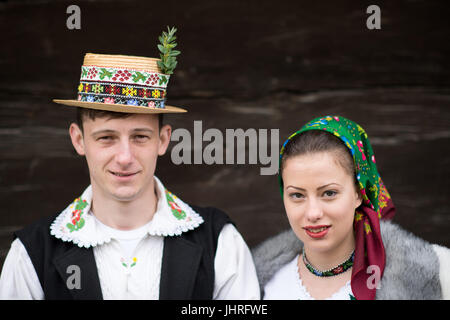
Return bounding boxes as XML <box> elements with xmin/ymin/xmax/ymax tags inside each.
<box><xmin>91</xmin><ymin>129</ymin><xmax>117</xmax><ymax>136</ymax></box>
<box><xmin>132</xmin><ymin>128</ymin><xmax>154</xmax><ymax>133</ymax></box>
<box><xmin>91</xmin><ymin>128</ymin><xmax>154</xmax><ymax>136</ymax></box>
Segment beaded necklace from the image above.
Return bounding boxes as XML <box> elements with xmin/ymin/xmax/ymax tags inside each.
<box><xmin>302</xmin><ymin>250</ymin><xmax>354</xmax><ymax>277</ymax></box>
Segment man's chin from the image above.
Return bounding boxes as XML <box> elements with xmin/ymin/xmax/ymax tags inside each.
<box><xmin>110</xmin><ymin>187</ymin><xmax>141</xmax><ymax>202</ymax></box>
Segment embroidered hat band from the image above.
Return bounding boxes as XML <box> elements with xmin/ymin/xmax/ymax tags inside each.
<box><xmin>53</xmin><ymin>53</ymin><xmax>187</xmax><ymax>114</ymax></box>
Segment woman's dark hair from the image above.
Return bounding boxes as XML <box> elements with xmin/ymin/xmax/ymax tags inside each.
<box><xmin>76</xmin><ymin>108</ymin><xmax>164</xmax><ymax>132</ymax></box>
<box><xmin>281</xmin><ymin>130</ymin><xmax>358</xmax><ymax>189</ymax></box>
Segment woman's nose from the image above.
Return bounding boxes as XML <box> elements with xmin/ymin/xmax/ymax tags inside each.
<box><xmin>305</xmin><ymin>198</ymin><xmax>324</xmax><ymax>222</ymax></box>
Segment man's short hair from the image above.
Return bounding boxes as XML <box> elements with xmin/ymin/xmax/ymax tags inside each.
<box><xmin>76</xmin><ymin>108</ymin><xmax>164</xmax><ymax>132</ymax></box>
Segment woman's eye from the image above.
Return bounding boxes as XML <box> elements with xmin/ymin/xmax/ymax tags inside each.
<box><xmin>323</xmin><ymin>190</ymin><xmax>337</xmax><ymax>197</ymax></box>
<box><xmin>289</xmin><ymin>192</ymin><xmax>304</xmax><ymax>200</ymax></box>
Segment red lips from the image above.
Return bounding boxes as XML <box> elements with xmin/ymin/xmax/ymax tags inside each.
<box><xmin>304</xmin><ymin>225</ymin><xmax>330</xmax><ymax>230</ymax></box>
<box><xmin>303</xmin><ymin>225</ymin><xmax>331</xmax><ymax>239</ymax></box>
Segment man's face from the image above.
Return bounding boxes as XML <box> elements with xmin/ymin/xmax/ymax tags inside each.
<box><xmin>69</xmin><ymin>113</ymin><xmax>171</xmax><ymax>203</ymax></box>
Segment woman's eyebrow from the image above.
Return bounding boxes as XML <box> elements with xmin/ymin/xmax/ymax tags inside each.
<box><xmin>285</xmin><ymin>186</ymin><xmax>306</xmax><ymax>191</ymax></box>
<box><xmin>317</xmin><ymin>183</ymin><xmax>341</xmax><ymax>190</ymax></box>
<box><xmin>285</xmin><ymin>183</ymin><xmax>341</xmax><ymax>191</ymax></box>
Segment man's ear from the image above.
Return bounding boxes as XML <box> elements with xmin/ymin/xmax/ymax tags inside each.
<box><xmin>69</xmin><ymin>123</ymin><xmax>86</xmax><ymax>156</ymax></box>
<box><xmin>158</xmin><ymin>124</ymin><xmax>172</xmax><ymax>156</ymax></box>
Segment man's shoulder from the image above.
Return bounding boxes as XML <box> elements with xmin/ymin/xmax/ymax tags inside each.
<box><xmin>13</xmin><ymin>212</ymin><xmax>74</xmax><ymax>279</ymax></box>
<box><xmin>189</xmin><ymin>205</ymin><xmax>231</xmax><ymax>224</ymax></box>
<box><xmin>14</xmin><ymin>213</ymin><xmax>59</xmax><ymax>242</ymax></box>
<box><xmin>180</xmin><ymin>204</ymin><xmax>233</xmax><ymax>242</ymax></box>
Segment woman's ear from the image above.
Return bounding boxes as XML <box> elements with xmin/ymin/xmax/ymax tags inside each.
<box><xmin>69</xmin><ymin>123</ymin><xmax>86</xmax><ymax>156</ymax></box>
<box><xmin>355</xmin><ymin>189</ymin><xmax>363</xmax><ymax>209</ymax></box>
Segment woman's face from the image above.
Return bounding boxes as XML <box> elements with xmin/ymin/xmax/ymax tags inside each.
<box><xmin>282</xmin><ymin>151</ymin><xmax>362</xmax><ymax>254</ymax></box>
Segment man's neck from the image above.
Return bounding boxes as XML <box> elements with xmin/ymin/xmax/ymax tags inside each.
<box><xmin>90</xmin><ymin>180</ymin><xmax>159</xmax><ymax>231</ymax></box>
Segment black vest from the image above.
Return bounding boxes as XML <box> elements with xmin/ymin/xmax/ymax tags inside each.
<box><xmin>14</xmin><ymin>205</ymin><xmax>231</xmax><ymax>300</ymax></box>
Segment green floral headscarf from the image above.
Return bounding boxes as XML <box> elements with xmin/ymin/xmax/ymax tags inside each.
<box><xmin>279</xmin><ymin>115</ymin><xmax>396</xmax><ymax>300</ymax></box>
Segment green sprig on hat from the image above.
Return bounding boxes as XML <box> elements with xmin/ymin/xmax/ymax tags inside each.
<box><xmin>157</xmin><ymin>26</ymin><xmax>180</xmax><ymax>75</ymax></box>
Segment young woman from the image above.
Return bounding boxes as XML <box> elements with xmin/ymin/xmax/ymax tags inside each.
<box><xmin>253</xmin><ymin>115</ymin><xmax>450</xmax><ymax>300</ymax></box>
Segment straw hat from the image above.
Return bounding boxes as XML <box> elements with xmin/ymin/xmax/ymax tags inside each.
<box><xmin>53</xmin><ymin>53</ymin><xmax>187</xmax><ymax>114</ymax></box>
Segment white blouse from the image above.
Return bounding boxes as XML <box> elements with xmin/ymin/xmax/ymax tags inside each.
<box><xmin>0</xmin><ymin>177</ymin><xmax>260</xmax><ymax>300</ymax></box>
<box><xmin>263</xmin><ymin>255</ymin><xmax>354</xmax><ymax>300</ymax></box>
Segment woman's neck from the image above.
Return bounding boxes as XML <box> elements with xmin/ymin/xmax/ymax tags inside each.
<box><xmin>303</xmin><ymin>232</ymin><xmax>355</xmax><ymax>272</ymax></box>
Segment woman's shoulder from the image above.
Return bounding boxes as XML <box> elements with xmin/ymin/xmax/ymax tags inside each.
<box><xmin>252</xmin><ymin>221</ymin><xmax>450</xmax><ymax>299</ymax></box>
<box><xmin>378</xmin><ymin>220</ymin><xmax>449</xmax><ymax>299</ymax></box>
<box><xmin>432</xmin><ymin>244</ymin><xmax>450</xmax><ymax>299</ymax></box>
<box><xmin>252</xmin><ymin>229</ymin><xmax>302</xmax><ymax>293</ymax></box>
<box><xmin>263</xmin><ymin>255</ymin><xmax>300</xmax><ymax>299</ymax></box>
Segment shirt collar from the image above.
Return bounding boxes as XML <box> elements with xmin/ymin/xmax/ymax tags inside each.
<box><xmin>50</xmin><ymin>176</ymin><xmax>204</xmax><ymax>248</ymax></box>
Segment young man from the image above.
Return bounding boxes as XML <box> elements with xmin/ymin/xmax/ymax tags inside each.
<box><xmin>0</xmin><ymin>52</ymin><xmax>260</xmax><ymax>299</ymax></box>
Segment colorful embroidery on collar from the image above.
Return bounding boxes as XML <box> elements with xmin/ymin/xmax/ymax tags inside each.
<box><xmin>50</xmin><ymin>177</ymin><xmax>204</xmax><ymax>248</ymax></box>
<box><xmin>165</xmin><ymin>189</ymin><xmax>187</xmax><ymax>220</ymax></box>
<box><xmin>66</xmin><ymin>197</ymin><xmax>89</xmax><ymax>232</ymax></box>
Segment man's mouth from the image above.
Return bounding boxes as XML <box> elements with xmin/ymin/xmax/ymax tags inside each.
<box><xmin>110</xmin><ymin>171</ymin><xmax>138</xmax><ymax>177</ymax></box>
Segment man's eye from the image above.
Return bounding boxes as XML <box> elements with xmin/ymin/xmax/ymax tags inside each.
<box><xmin>98</xmin><ymin>136</ymin><xmax>113</xmax><ymax>141</ymax></box>
<box><xmin>134</xmin><ymin>135</ymin><xmax>149</xmax><ymax>141</ymax></box>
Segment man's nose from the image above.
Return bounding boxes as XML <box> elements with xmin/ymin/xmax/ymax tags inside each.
<box><xmin>115</xmin><ymin>140</ymin><xmax>134</xmax><ymax>166</ymax></box>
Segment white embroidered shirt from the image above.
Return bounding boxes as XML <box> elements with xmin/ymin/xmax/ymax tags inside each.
<box><xmin>263</xmin><ymin>255</ymin><xmax>354</xmax><ymax>300</ymax></box>
<box><xmin>0</xmin><ymin>177</ymin><xmax>260</xmax><ymax>300</ymax></box>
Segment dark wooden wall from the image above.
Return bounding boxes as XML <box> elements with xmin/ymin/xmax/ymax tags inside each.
<box><xmin>1</xmin><ymin>0</ymin><xmax>449</xmax><ymax>269</ymax></box>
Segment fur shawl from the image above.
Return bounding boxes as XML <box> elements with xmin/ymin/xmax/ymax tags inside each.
<box><xmin>252</xmin><ymin>220</ymin><xmax>450</xmax><ymax>300</ymax></box>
